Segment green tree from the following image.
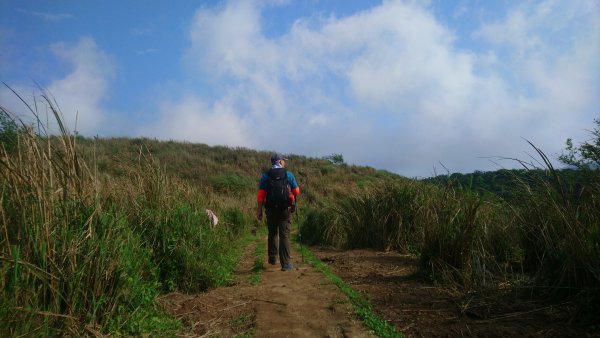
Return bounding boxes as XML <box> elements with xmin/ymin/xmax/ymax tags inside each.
<box><xmin>323</xmin><ymin>153</ymin><xmax>344</xmax><ymax>165</ymax></box>
<box><xmin>560</xmin><ymin>118</ymin><xmax>600</xmax><ymax>169</ymax></box>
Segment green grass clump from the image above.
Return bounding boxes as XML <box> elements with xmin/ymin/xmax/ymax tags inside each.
<box><xmin>249</xmin><ymin>238</ymin><xmax>266</xmax><ymax>285</ymax></box>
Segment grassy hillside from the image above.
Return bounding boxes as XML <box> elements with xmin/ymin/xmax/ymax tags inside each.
<box><xmin>74</xmin><ymin>135</ymin><xmax>405</xmax><ymax>213</ymax></box>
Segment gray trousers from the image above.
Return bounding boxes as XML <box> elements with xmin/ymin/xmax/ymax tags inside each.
<box><xmin>266</xmin><ymin>208</ymin><xmax>292</xmax><ymax>267</ymax></box>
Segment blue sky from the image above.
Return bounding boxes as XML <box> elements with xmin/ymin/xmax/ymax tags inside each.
<box><xmin>1</xmin><ymin>0</ymin><xmax>599</xmax><ymax>177</ymax></box>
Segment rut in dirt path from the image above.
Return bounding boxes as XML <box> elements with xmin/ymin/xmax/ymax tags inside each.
<box><xmin>160</xmin><ymin>236</ymin><xmax>375</xmax><ymax>337</ymax></box>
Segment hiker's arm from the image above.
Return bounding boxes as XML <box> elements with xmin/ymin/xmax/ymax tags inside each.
<box><xmin>291</xmin><ymin>186</ymin><xmax>300</xmax><ymax>198</ymax></box>
<box><xmin>256</xmin><ymin>188</ymin><xmax>266</xmax><ymax>220</ymax></box>
<box><xmin>288</xmin><ymin>172</ymin><xmax>300</xmax><ymax>213</ymax></box>
<box><xmin>288</xmin><ymin>172</ymin><xmax>300</xmax><ymax>200</ymax></box>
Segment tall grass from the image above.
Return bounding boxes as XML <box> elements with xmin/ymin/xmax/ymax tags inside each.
<box><xmin>306</xmin><ymin>181</ymin><xmax>512</xmax><ymax>285</ymax></box>
<box><xmin>102</xmin><ymin>148</ymin><xmax>248</xmax><ymax>292</ymax></box>
<box><xmin>417</xmin><ymin>185</ymin><xmax>482</xmax><ymax>283</ymax></box>
<box><xmin>0</xmin><ymin>96</ymin><xmax>176</xmax><ymax>335</ymax></box>
<box><xmin>303</xmin><ymin>141</ymin><xmax>599</xmax><ymax>318</ymax></box>
<box><xmin>514</xmin><ymin>144</ymin><xmax>599</xmax><ymax>307</ymax></box>
<box><xmin>330</xmin><ymin>181</ymin><xmax>422</xmax><ymax>252</ymax></box>
<box><xmin>0</xmin><ymin>92</ymin><xmax>251</xmax><ymax>335</ymax></box>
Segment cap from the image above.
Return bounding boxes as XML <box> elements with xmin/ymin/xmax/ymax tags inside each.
<box><xmin>271</xmin><ymin>152</ymin><xmax>288</xmax><ymax>163</ymax></box>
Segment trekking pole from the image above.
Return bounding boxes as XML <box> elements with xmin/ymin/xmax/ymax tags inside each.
<box><xmin>295</xmin><ymin>201</ymin><xmax>304</xmax><ymax>263</ymax></box>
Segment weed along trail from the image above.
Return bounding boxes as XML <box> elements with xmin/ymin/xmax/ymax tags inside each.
<box><xmin>160</xmin><ymin>234</ymin><xmax>375</xmax><ymax>337</ymax></box>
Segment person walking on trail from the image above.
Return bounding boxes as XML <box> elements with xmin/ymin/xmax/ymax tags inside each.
<box><xmin>256</xmin><ymin>153</ymin><xmax>300</xmax><ymax>271</ymax></box>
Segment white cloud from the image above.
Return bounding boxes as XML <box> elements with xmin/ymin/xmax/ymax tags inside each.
<box><xmin>472</xmin><ymin>0</ymin><xmax>600</xmax><ymax>146</ymax></box>
<box><xmin>0</xmin><ymin>38</ymin><xmax>115</xmax><ymax>136</ymax></box>
<box><xmin>0</xmin><ymin>83</ymin><xmax>36</xmax><ymax>123</ymax></box>
<box><xmin>151</xmin><ymin>0</ymin><xmax>599</xmax><ymax>176</ymax></box>
<box><xmin>1</xmin><ymin>37</ymin><xmax>115</xmax><ymax>136</ymax></box>
<box><xmin>308</xmin><ymin>114</ymin><xmax>329</xmax><ymax>126</ymax></box>
<box><xmin>46</xmin><ymin>37</ymin><xmax>115</xmax><ymax>135</ymax></box>
<box><xmin>141</xmin><ymin>95</ymin><xmax>252</xmax><ymax>147</ymax></box>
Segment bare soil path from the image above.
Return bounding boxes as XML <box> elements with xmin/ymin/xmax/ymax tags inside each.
<box><xmin>160</xmin><ymin>236</ymin><xmax>373</xmax><ymax>337</ymax></box>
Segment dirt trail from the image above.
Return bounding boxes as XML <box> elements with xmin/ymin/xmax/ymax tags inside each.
<box><xmin>161</xmin><ymin>236</ymin><xmax>597</xmax><ymax>337</ymax></box>
<box><xmin>160</xmin><ymin>236</ymin><xmax>373</xmax><ymax>337</ymax></box>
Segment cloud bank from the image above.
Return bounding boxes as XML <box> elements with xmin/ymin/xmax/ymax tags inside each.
<box><xmin>142</xmin><ymin>0</ymin><xmax>598</xmax><ymax>176</ymax></box>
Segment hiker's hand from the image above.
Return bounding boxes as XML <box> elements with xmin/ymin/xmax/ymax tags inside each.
<box><xmin>256</xmin><ymin>203</ymin><xmax>264</xmax><ymax>221</ymax></box>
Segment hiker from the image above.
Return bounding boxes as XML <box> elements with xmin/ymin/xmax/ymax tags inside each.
<box><xmin>256</xmin><ymin>153</ymin><xmax>300</xmax><ymax>271</ymax></box>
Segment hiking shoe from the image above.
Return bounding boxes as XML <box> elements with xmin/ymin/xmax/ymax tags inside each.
<box><xmin>281</xmin><ymin>264</ymin><xmax>293</xmax><ymax>271</ymax></box>
<box><xmin>268</xmin><ymin>257</ymin><xmax>277</xmax><ymax>265</ymax></box>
